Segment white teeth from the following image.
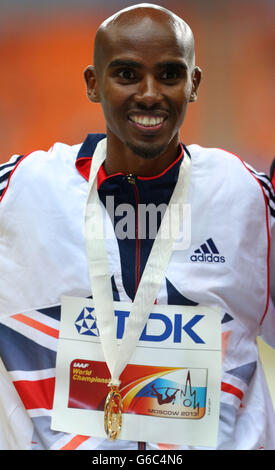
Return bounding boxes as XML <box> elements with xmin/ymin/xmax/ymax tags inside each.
<box><xmin>130</xmin><ymin>115</ymin><xmax>164</xmax><ymax>127</ymax></box>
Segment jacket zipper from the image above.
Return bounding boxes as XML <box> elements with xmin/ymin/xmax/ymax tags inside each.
<box><xmin>127</xmin><ymin>174</ymin><xmax>146</xmax><ymax>451</ymax></box>
<box><xmin>127</xmin><ymin>174</ymin><xmax>141</xmax><ymax>292</ymax></box>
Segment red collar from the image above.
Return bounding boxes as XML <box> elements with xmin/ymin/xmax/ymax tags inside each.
<box><xmin>75</xmin><ymin>135</ymin><xmax>185</xmax><ymax>189</ymax></box>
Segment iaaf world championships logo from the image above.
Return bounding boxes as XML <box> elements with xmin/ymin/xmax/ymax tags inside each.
<box><xmin>86</xmin><ymin>197</ymin><xmax>191</xmax><ymax>251</ymax></box>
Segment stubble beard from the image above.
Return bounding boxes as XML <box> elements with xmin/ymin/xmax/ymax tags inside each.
<box><xmin>126</xmin><ymin>141</ymin><xmax>167</xmax><ymax>160</ymax></box>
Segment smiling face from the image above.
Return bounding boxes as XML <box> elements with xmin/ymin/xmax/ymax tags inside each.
<box><xmin>85</xmin><ymin>6</ymin><xmax>201</xmax><ymax>175</ymax></box>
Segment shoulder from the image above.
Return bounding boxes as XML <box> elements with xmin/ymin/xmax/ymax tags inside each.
<box><xmin>187</xmin><ymin>144</ymin><xmax>263</xmax><ymax>177</ymax></box>
<box><xmin>187</xmin><ymin>144</ymin><xmax>251</xmax><ymax>178</ymax></box>
<box><xmin>0</xmin><ymin>154</ymin><xmax>25</xmax><ymax>199</ymax></box>
<box><xmin>187</xmin><ymin>144</ymin><xmax>274</xmax><ymax>213</ymax></box>
<box><xmin>0</xmin><ymin>141</ymin><xmax>82</xmax><ymax>202</ymax></box>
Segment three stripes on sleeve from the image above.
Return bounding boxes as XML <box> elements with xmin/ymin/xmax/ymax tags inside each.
<box><xmin>0</xmin><ymin>155</ymin><xmax>24</xmax><ymax>199</ymax></box>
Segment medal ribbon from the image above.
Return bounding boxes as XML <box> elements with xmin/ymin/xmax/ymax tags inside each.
<box><xmin>84</xmin><ymin>138</ymin><xmax>191</xmax><ymax>438</ymax></box>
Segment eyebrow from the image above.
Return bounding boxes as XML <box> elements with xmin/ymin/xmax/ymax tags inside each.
<box><xmin>158</xmin><ymin>61</ymin><xmax>188</xmax><ymax>71</ymax></box>
<box><xmin>108</xmin><ymin>59</ymin><xmax>142</xmax><ymax>69</ymax></box>
<box><xmin>108</xmin><ymin>59</ymin><xmax>188</xmax><ymax>70</ymax></box>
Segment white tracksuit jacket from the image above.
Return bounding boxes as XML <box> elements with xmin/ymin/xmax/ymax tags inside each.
<box><xmin>0</xmin><ymin>134</ymin><xmax>274</xmax><ymax>450</ymax></box>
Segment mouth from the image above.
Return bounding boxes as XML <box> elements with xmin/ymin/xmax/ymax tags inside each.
<box><xmin>128</xmin><ymin>112</ymin><xmax>167</xmax><ymax>133</ymax></box>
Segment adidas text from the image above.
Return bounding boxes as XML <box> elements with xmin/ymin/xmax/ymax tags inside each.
<box><xmin>190</xmin><ymin>253</ymin><xmax>225</xmax><ymax>263</ymax></box>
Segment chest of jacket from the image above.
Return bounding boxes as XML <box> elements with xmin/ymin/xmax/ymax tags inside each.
<box><xmin>0</xmin><ymin>143</ymin><xmax>268</xmax><ymax>336</ymax></box>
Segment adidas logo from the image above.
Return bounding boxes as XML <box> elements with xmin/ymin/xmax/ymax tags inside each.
<box><xmin>190</xmin><ymin>238</ymin><xmax>225</xmax><ymax>263</ymax></box>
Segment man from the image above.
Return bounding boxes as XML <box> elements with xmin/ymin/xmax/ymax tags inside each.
<box><xmin>0</xmin><ymin>3</ymin><xmax>274</xmax><ymax>450</ymax></box>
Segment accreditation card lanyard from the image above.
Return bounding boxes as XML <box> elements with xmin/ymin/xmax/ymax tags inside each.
<box><xmin>84</xmin><ymin>138</ymin><xmax>191</xmax><ymax>440</ymax></box>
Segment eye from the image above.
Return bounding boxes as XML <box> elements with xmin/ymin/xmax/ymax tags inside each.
<box><xmin>117</xmin><ymin>69</ymin><xmax>136</xmax><ymax>80</ymax></box>
<box><xmin>160</xmin><ymin>66</ymin><xmax>184</xmax><ymax>82</ymax></box>
<box><xmin>161</xmin><ymin>70</ymin><xmax>179</xmax><ymax>80</ymax></box>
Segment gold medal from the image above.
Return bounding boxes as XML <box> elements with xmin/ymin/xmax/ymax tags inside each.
<box><xmin>104</xmin><ymin>384</ymin><xmax>123</xmax><ymax>440</ymax></box>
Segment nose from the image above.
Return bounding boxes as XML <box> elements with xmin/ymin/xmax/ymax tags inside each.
<box><xmin>135</xmin><ymin>74</ymin><xmax>162</xmax><ymax>108</ymax></box>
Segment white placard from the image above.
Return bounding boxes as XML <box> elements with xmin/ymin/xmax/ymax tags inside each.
<box><xmin>51</xmin><ymin>296</ymin><xmax>221</xmax><ymax>447</ymax></box>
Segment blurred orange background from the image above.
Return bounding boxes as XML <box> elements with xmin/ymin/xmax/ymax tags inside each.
<box><xmin>0</xmin><ymin>0</ymin><xmax>274</xmax><ymax>173</ymax></box>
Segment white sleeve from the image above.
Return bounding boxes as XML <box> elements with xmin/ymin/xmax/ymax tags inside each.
<box><xmin>260</xmin><ymin>298</ymin><xmax>275</xmax><ymax>348</ymax></box>
<box><xmin>246</xmin><ymin>164</ymin><xmax>275</xmax><ymax>301</ymax></box>
<box><xmin>257</xmin><ymin>212</ymin><xmax>275</xmax><ymax>348</ymax></box>
<box><xmin>259</xmin><ymin>210</ymin><xmax>275</xmax><ymax>347</ymax></box>
<box><xmin>245</xmin><ymin>164</ymin><xmax>275</xmax><ymax>346</ymax></box>
<box><xmin>0</xmin><ymin>358</ymin><xmax>33</xmax><ymax>449</ymax></box>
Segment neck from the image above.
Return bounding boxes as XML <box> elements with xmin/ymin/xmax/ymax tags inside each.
<box><xmin>104</xmin><ymin>132</ymin><xmax>181</xmax><ymax>177</ymax></box>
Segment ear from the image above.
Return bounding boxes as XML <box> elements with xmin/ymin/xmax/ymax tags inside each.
<box><xmin>189</xmin><ymin>66</ymin><xmax>202</xmax><ymax>103</ymax></box>
<box><xmin>84</xmin><ymin>65</ymin><xmax>101</xmax><ymax>103</ymax></box>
